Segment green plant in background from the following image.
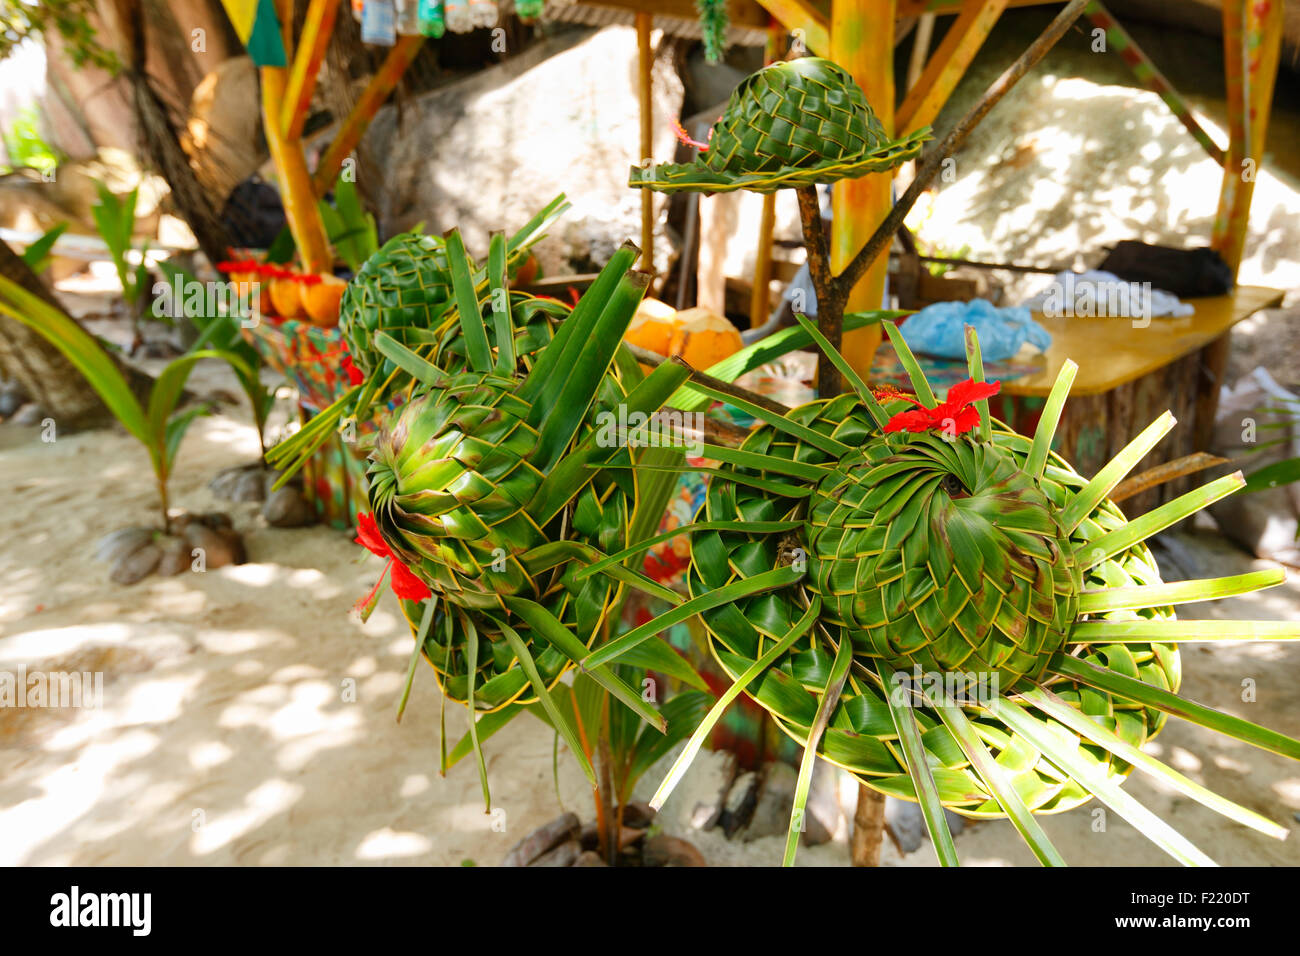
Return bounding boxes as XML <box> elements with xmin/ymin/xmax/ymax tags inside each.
<box><xmin>90</xmin><ymin>181</ymin><xmax>153</xmax><ymax>339</ymax></box>
<box><xmin>18</xmin><ymin>222</ymin><xmax>68</xmax><ymax>274</ymax></box>
<box><xmin>582</xmin><ymin>319</ymin><xmax>1300</xmax><ymax>866</ymax></box>
<box><xmin>0</xmin><ymin>274</ymin><xmax>256</xmax><ymax>532</ymax></box>
<box><xmin>318</xmin><ymin>175</ymin><xmax>379</xmax><ymax>273</ymax></box>
<box><xmin>921</xmin><ymin>240</ymin><xmax>972</xmax><ymax>278</ymax></box>
<box><xmin>157</xmin><ymin>261</ymin><xmax>277</xmax><ymax>460</ymax></box>
<box><xmin>1</xmin><ymin>105</ymin><xmax>63</xmax><ymax>175</ymax></box>
<box><xmin>0</xmin><ymin>0</ymin><xmax>119</xmax><ymax>72</ymax></box>
<box><xmin>695</xmin><ymin>0</ymin><xmax>729</xmax><ymax>64</ymax></box>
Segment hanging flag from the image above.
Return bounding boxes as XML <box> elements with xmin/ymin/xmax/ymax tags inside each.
<box><xmin>221</xmin><ymin>0</ymin><xmax>257</xmax><ymax>39</ymax></box>
<box><xmin>221</xmin><ymin>0</ymin><xmax>287</xmax><ymax>67</ymax></box>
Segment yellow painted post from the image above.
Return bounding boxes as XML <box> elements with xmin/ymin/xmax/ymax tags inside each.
<box><xmin>282</xmin><ymin>0</ymin><xmax>342</xmax><ymax>141</ymax></box>
<box><xmin>263</xmin><ymin>0</ymin><xmax>332</xmax><ymax>272</ymax></box>
<box><xmin>831</xmin><ymin>0</ymin><xmax>894</xmax><ymax>380</ymax></box>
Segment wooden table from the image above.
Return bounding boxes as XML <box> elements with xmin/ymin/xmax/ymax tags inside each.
<box><xmin>992</xmin><ymin>286</ymin><xmax>1285</xmax><ymax>515</ymax></box>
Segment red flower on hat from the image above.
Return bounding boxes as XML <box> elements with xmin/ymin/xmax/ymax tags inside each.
<box><xmin>354</xmin><ymin>511</ymin><xmax>431</xmax><ymax>605</ymax></box>
<box><xmin>883</xmin><ymin>378</ymin><xmax>1001</xmax><ymax>436</ymax></box>
<box><xmin>340</xmin><ymin>352</ymin><xmax>364</xmax><ymax>386</ymax></box>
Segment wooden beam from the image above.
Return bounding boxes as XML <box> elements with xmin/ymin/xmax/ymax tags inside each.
<box><xmin>897</xmin><ymin>0</ymin><xmax>1007</xmax><ymax>133</ymax></box>
<box><xmin>281</xmin><ymin>0</ymin><xmax>341</xmax><ymax>141</ymax></box>
<box><xmin>754</xmin><ymin>0</ymin><xmax>830</xmax><ymax>55</ymax></box>
<box><xmin>637</xmin><ymin>11</ymin><xmax>654</xmax><ymax>273</ymax></box>
<box><xmin>1211</xmin><ymin>0</ymin><xmax>1282</xmax><ymax>276</ymax></box>
<box><xmin>897</xmin><ymin>0</ymin><xmax>1050</xmax><ymax>14</ymax></box>
<box><xmin>312</xmin><ymin>34</ymin><xmax>425</xmax><ymax>196</ymax></box>
<box><xmin>578</xmin><ymin>0</ymin><xmax>770</xmax><ymax>31</ymax></box>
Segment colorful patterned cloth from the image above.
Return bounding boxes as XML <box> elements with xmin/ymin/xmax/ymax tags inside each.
<box><xmin>245</xmin><ymin>320</ymin><xmax>396</xmax><ymax>528</ymax></box>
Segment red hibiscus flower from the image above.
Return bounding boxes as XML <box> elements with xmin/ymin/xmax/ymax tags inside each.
<box><xmin>340</xmin><ymin>352</ymin><xmax>364</xmax><ymax>386</ymax></box>
<box><xmin>354</xmin><ymin>512</ymin><xmax>431</xmax><ymax>608</ymax></box>
<box><xmin>883</xmin><ymin>378</ymin><xmax>1001</xmax><ymax>436</ymax></box>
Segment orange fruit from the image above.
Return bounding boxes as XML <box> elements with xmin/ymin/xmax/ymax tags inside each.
<box><xmin>668</xmin><ymin>307</ymin><xmax>743</xmax><ymax>371</ymax></box>
<box><xmin>302</xmin><ymin>274</ymin><xmax>347</xmax><ymax>327</ymax></box>
<box><xmin>625</xmin><ymin>298</ymin><xmax>678</xmax><ymax>356</ymax></box>
<box><xmin>268</xmin><ymin>276</ymin><xmax>304</xmax><ymax>320</ymax></box>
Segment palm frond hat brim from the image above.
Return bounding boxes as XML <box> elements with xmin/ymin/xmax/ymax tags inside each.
<box><xmin>629</xmin><ymin>56</ymin><xmax>931</xmax><ymax>195</ymax></box>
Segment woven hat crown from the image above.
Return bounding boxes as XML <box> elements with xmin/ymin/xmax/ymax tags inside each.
<box><xmin>704</xmin><ymin>57</ymin><xmax>888</xmax><ymax>175</ymax></box>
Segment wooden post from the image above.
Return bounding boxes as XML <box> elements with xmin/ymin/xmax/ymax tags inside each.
<box><xmin>1211</xmin><ymin>0</ymin><xmax>1283</xmax><ymax>277</ymax></box>
<box><xmin>637</xmin><ymin>12</ymin><xmax>654</xmax><ymax>274</ymax></box>
<box><xmin>830</xmin><ymin>0</ymin><xmax>894</xmax><ymax>865</ymax></box>
<box><xmin>830</xmin><ymin>0</ymin><xmax>893</xmax><ymax>393</ymax></box>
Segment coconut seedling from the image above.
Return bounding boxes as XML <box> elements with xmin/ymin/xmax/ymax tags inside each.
<box><xmin>0</xmin><ymin>273</ymin><xmax>257</xmax><ymax>536</ymax></box>
<box><xmin>581</xmin><ymin>320</ymin><xmax>1300</xmax><ymax>866</ymax></box>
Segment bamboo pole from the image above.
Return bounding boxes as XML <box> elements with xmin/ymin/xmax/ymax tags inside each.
<box><xmin>282</xmin><ymin>0</ymin><xmax>342</xmax><ymax>141</ymax></box>
<box><xmin>828</xmin><ymin>1</ymin><xmax>895</xmax><ymax>863</ymax></box>
<box><xmin>1083</xmin><ymin>1</ymin><xmax>1224</xmax><ymax>166</ymax></box>
<box><xmin>637</xmin><ymin>12</ymin><xmax>654</xmax><ymax>274</ymax></box>
<box><xmin>906</xmin><ymin>12</ymin><xmax>935</xmax><ymax>91</ymax></box>
<box><xmin>752</xmin><ymin>0</ymin><xmax>831</xmax><ymax>54</ymax></box>
<box><xmin>897</xmin><ymin>0</ymin><xmax>1008</xmax><ymax>133</ymax></box>
<box><xmin>263</xmin><ymin>65</ymin><xmax>333</xmax><ymax>272</ymax></box>
<box><xmin>312</xmin><ymin>34</ymin><xmax>426</xmax><ymax>196</ymax></box>
<box><xmin>1211</xmin><ymin>0</ymin><xmax>1282</xmax><ymax>277</ymax></box>
<box><xmin>749</xmin><ymin>22</ymin><xmax>785</xmax><ymax>329</ymax></box>
<box><xmin>750</xmin><ymin>194</ymin><xmax>777</xmax><ymax>328</ymax></box>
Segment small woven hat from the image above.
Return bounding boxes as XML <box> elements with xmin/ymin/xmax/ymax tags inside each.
<box><xmin>630</xmin><ymin>57</ymin><xmax>930</xmax><ymax>195</ymax></box>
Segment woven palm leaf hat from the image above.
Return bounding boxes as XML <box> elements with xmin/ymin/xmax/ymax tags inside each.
<box><xmin>629</xmin><ymin>56</ymin><xmax>930</xmax><ymax>194</ymax></box>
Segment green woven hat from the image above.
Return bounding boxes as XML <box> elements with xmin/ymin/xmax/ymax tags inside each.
<box><xmin>630</xmin><ymin>57</ymin><xmax>930</xmax><ymax>194</ymax></box>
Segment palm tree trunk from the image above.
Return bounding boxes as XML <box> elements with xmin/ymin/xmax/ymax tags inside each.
<box><xmin>109</xmin><ymin>0</ymin><xmax>235</xmax><ymax>267</ymax></box>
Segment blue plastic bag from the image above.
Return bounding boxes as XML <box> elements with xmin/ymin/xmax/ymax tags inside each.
<box><xmin>898</xmin><ymin>299</ymin><xmax>1051</xmax><ymax>362</ymax></box>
